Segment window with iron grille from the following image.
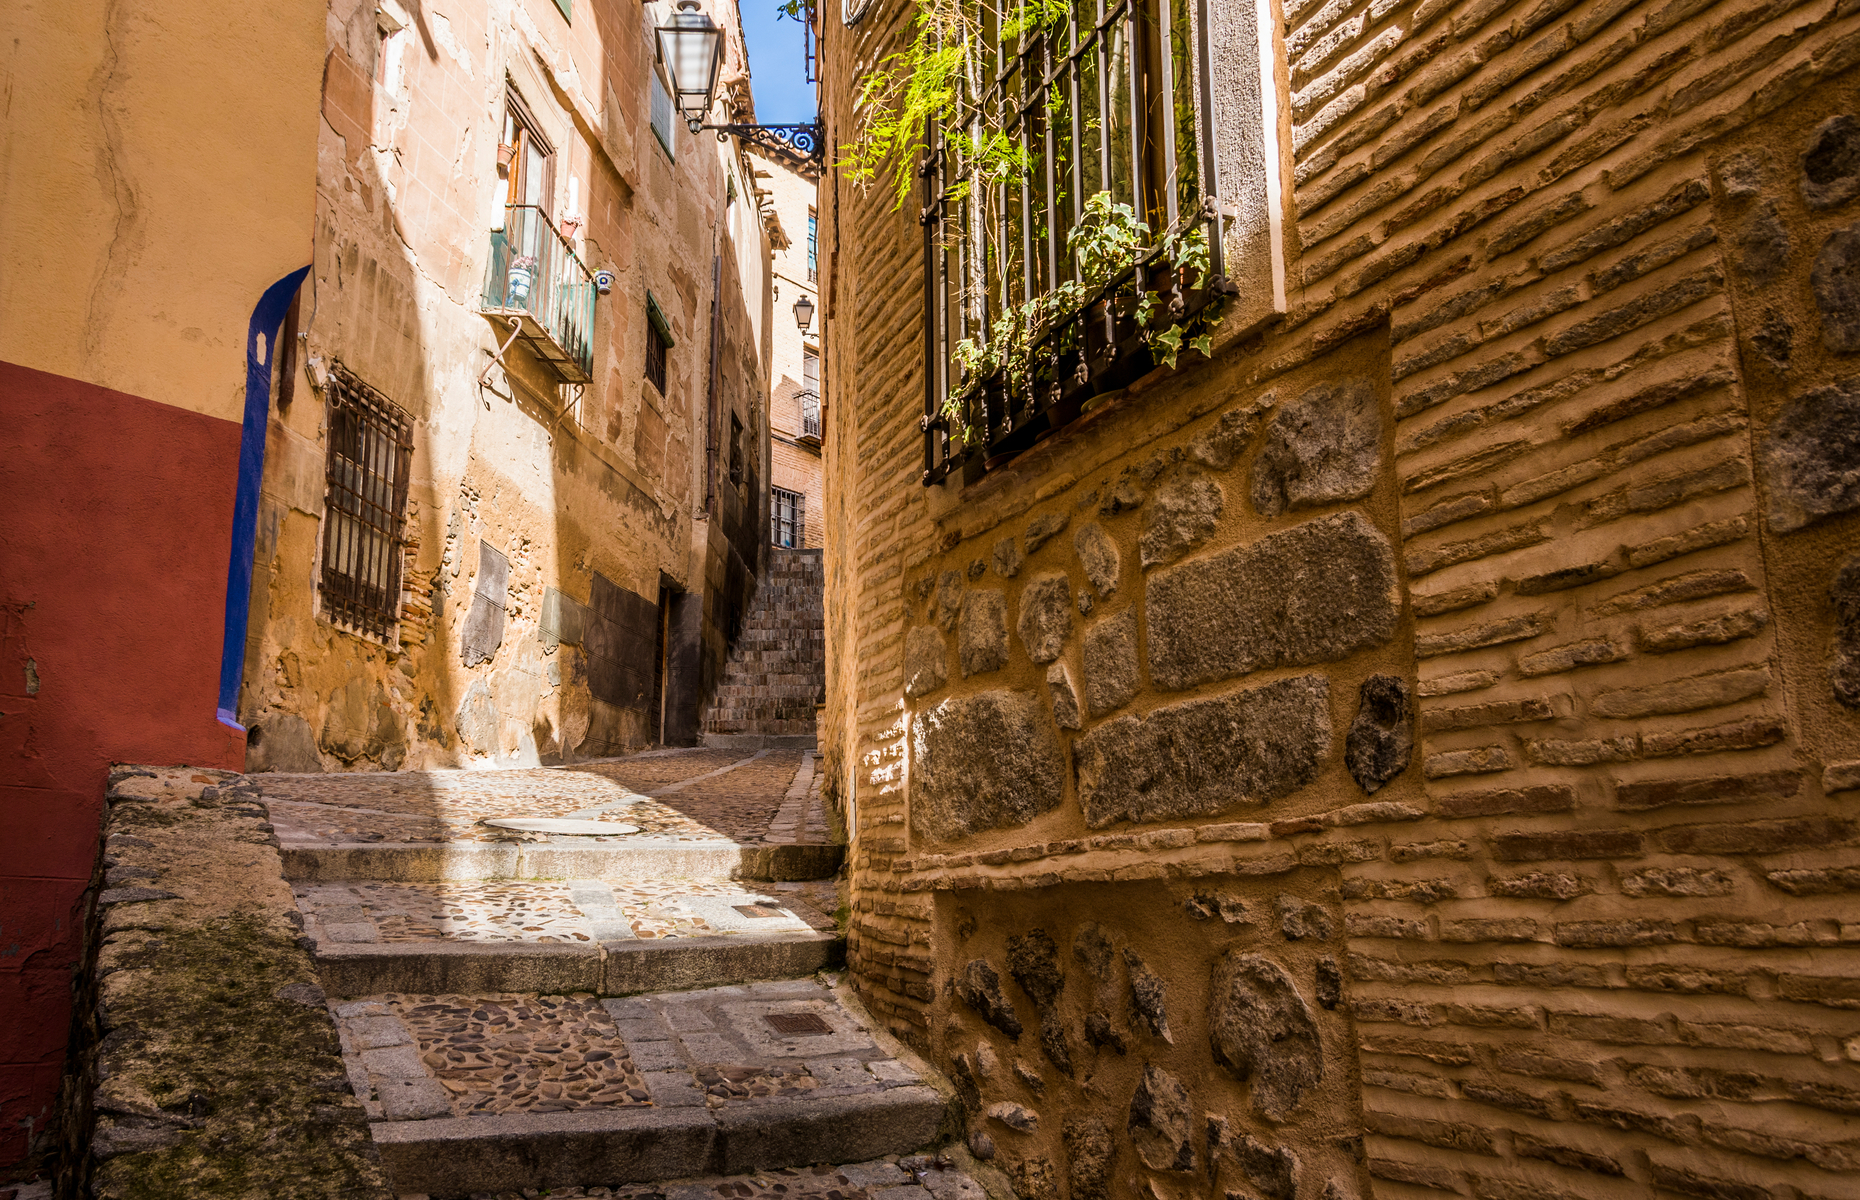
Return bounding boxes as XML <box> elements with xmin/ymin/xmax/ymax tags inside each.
<box><xmin>773</xmin><ymin>486</ymin><xmax>804</xmax><ymax>547</ymax></box>
<box><xmin>917</xmin><ymin>0</ymin><xmax>1236</xmax><ymax>485</ymax></box>
<box><xmin>800</xmin><ymin>349</ymin><xmax>822</xmax><ymax>438</ymax></box>
<box><xmin>646</xmin><ymin>293</ymin><xmax>672</xmax><ymax>393</ymax></box>
<box><xmin>807</xmin><ymin>210</ymin><xmax>818</xmax><ymax>282</ymax></box>
<box><xmin>320</xmin><ymin>366</ymin><xmax>413</xmax><ymax>641</ymax></box>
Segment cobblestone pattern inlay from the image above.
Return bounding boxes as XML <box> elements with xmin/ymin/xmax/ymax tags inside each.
<box><xmin>340</xmin><ymin>980</ymin><xmax>921</xmax><ymax>1123</ymax></box>
<box><xmin>257</xmin><ymin>749</ymin><xmax>808</xmax><ymax>846</ymax></box>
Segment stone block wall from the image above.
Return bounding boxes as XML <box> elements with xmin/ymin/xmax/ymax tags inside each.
<box><xmin>817</xmin><ymin>0</ymin><xmax>1860</xmax><ymax>1192</ymax></box>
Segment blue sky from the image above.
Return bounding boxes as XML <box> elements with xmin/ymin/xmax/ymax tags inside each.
<box><xmin>740</xmin><ymin>1</ymin><xmax>818</xmax><ymax>124</ymax></box>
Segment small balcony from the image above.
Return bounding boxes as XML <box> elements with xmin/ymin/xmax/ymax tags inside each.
<box><xmin>481</xmin><ymin>204</ymin><xmax>595</xmax><ymax>384</ymax></box>
<box><xmin>798</xmin><ymin>389</ymin><xmax>821</xmax><ymax>440</ymax></box>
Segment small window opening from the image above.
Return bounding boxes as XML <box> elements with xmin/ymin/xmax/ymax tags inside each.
<box><xmin>729</xmin><ymin>413</ymin><xmax>745</xmax><ymax>487</ymax></box>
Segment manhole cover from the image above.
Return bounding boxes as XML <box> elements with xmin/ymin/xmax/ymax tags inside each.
<box><xmin>765</xmin><ymin>1012</ymin><xmax>833</xmax><ymax>1036</ymax></box>
<box><xmin>481</xmin><ymin>818</ymin><xmax>640</xmax><ymax>836</ymax></box>
<box><xmin>731</xmin><ymin>904</ymin><xmax>787</xmax><ymax>919</ymax></box>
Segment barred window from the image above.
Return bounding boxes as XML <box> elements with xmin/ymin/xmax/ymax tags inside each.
<box><xmin>919</xmin><ymin>0</ymin><xmax>1233</xmax><ymax>485</ymax></box>
<box><xmin>320</xmin><ymin>366</ymin><xmax>413</xmax><ymax>641</ymax></box>
<box><xmin>773</xmin><ymin>486</ymin><xmax>804</xmax><ymax>547</ymax></box>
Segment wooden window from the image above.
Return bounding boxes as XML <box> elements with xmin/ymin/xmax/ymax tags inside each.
<box><xmin>320</xmin><ymin>365</ymin><xmax>413</xmax><ymax>641</ymax></box>
<box><xmin>502</xmin><ymin>95</ymin><xmax>554</xmax><ymax>217</ymax></box>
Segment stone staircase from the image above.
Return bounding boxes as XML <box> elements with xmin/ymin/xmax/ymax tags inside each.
<box><xmin>238</xmin><ymin>751</ymin><xmax>954</xmax><ymax>1198</ymax></box>
<box><xmin>703</xmin><ymin>548</ymin><xmax>825</xmax><ymax>749</ymax></box>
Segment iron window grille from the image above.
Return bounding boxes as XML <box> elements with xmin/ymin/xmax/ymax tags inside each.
<box><xmin>773</xmin><ymin>486</ymin><xmax>805</xmax><ymax>547</ymax></box>
<box><xmin>919</xmin><ymin>0</ymin><xmax>1231</xmax><ymax>486</ymax></box>
<box><xmin>799</xmin><ymin>389</ymin><xmax>822</xmax><ymax>438</ymax></box>
<box><xmin>320</xmin><ymin>365</ymin><xmax>414</xmax><ymax>641</ymax></box>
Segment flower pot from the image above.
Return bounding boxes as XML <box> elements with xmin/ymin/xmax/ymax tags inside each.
<box><xmin>496</xmin><ymin>143</ymin><xmax>515</xmax><ymax>179</ymax></box>
<box><xmin>507</xmin><ymin>266</ymin><xmax>534</xmax><ymax>307</ymax></box>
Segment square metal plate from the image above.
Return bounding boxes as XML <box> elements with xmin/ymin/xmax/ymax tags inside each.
<box><xmin>764</xmin><ymin>1012</ymin><xmax>833</xmax><ymax>1036</ymax></box>
<box><xmin>732</xmin><ymin>904</ymin><xmax>786</xmax><ymax>919</ymax></box>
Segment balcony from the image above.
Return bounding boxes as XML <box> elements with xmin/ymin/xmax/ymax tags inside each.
<box><xmin>798</xmin><ymin>389</ymin><xmax>821</xmax><ymax>440</ymax></box>
<box><xmin>481</xmin><ymin>204</ymin><xmax>596</xmax><ymax>384</ymax></box>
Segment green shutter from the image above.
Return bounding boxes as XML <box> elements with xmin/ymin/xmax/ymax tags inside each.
<box><xmin>646</xmin><ymin>292</ymin><xmax>675</xmax><ymax>347</ymax></box>
<box><xmin>553</xmin><ymin>0</ymin><xmax>571</xmax><ymax>21</ymax></box>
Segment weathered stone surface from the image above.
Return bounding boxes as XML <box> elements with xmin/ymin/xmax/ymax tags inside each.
<box><xmin>911</xmin><ymin>691</ymin><xmax>1064</xmax><ymax>842</ymax></box>
<box><xmin>322</xmin><ymin>677</ymin><xmax>407</xmax><ymax>767</ymax></box>
<box><xmin>987</xmin><ymin>1101</ymin><xmax>1039</xmax><ymax>1132</ymax></box>
<box><xmin>1815</xmin><ymin>225</ymin><xmax>1860</xmax><ymax>352</ymax></box>
<box><xmin>1147</xmin><ymin>512</ymin><xmax>1398</xmax><ymax>691</ymax></box>
<box><xmin>993</xmin><ymin>535</ymin><xmax>1024</xmax><ymax>578</ymax></box>
<box><xmin>1276</xmin><ymin>895</ymin><xmax>1334</xmax><ymax>941</ymax></box>
<box><xmin>1834</xmin><ymin>555</ymin><xmax>1860</xmax><ymax>707</ymax></box>
<box><xmin>1752</xmin><ymin>308</ymin><xmax>1794</xmax><ymax>372</ymax></box>
<box><xmin>968</xmin><ymin>558</ymin><xmax>987</xmax><ymax>579</ymax></box>
<box><xmin>455</xmin><ymin>679</ymin><xmax>500</xmax><ymax>754</ymax></box>
<box><xmin>1024</xmin><ymin>510</ymin><xmax>1070</xmax><ymax>554</ymax></box>
<box><xmin>1803</xmin><ymin>115</ymin><xmax>1860</xmax><ymax>210</ymax></box>
<box><xmin>1009</xmin><ymin>1156</ymin><xmax>1059</xmax><ymax>1200</ymax></box>
<box><xmin>1345</xmin><ymin>674</ymin><xmax>1412</xmax><ymax>794</ymax></box>
<box><xmin>1139</xmin><ymin>471</ymin><xmax>1225</xmax><ymax>568</ymax></box>
<box><xmin>1074</xmin><ymin>524</ymin><xmax>1121</xmax><ymax>596</ymax></box>
<box><xmin>1128</xmin><ymin>1064</ymin><xmax>1196</xmax><ymax>1172</ymax></box>
<box><xmin>1211</xmin><ymin>1121</ymin><xmax>1299</xmax><ymax>1200</ymax></box>
<box><xmin>958</xmin><ymin>959</ymin><xmax>1024</xmax><ymax>1039</ymax></box>
<box><xmin>937</xmin><ymin>570</ymin><xmax>964</xmax><ymax>631</ymax></box>
<box><xmin>460</xmin><ymin>541</ymin><xmax>509</xmax><ymax>667</ymax></box>
<box><xmin>960</xmin><ymin>590</ymin><xmax>1010</xmax><ymax>676</ymax></box>
<box><xmin>1122</xmin><ymin>949</ymin><xmax>1171</xmax><ymax>1043</ymax></box>
<box><xmin>1017</xmin><ymin>575</ymin><xmax>1073</xmax><ymax>663</ymax></box>
<box><xmin>1009</xmin><ymin>930</ymin><xmax>1065</xmax><ymax>1006</ymax></box>
<box><xmin>1718</xmin><ymin>148</ymin><xmax>1768</xmax><ymax>199</ymax></box>
<box><xmin>1189</xmin><ymin>398</ymin><xmax>1272</xmax><ymax>470</ymax></box>
<box><xmin>1014</xmin><ymin>1059</ymin><xmax>1046</xmax><ymax>1093</ymax></box>
<box><xmin>1186</xmin><ymin>891</ymin><xmax>1253</xmax><ymax>924</ymax></box>
<box><xmin>1063</xmin><ymin>1116</ymin><xmax>1115</xmax><ymax>1200</ymax></box>
<box><xmin>1038</xmin><ymin>1010</ymin><xmax>1074</xmax><ymax>1076</ymax></box>
<box><xmin>1074</xmin><ymin>675</ymin><xmax>1330</xmax><ymax>828</ymax></box>
<box><xmin>1083</xmin><ymin>611</ymin><xmax>1140</xmax><ymax>717</ymax></box>
<box><xmin>1761</xmin><ymin>375</ymin><xmax>1860</xmax><ymax>530</ymax></box>
<box><xmin>1210</xmin><ymin>951</ymin><xmax>1323</xmax><ymax>1122</ymax></box>
<box><xmin>1738</xmin><ymin>201</ymin><xmax>1789</xmax><ymax>284</ymax></box>
<box><xmin>1315</xmin><ymin>958</ymin><xmax>1342</xmax><ymax>1010</ymax></box>
<box><xmin>1084</xmin><ymin>1012</ymin><xmax>1127</xmax><ymax>1054</ymax></box>
<box><xmin>246</xmin><ymin>713</ymin><xmax>323</xmax><ymax>773</ymax></box>
<box><xmin>1076</xmin><ymin>589</ymin><xmax>1094</xmax><ymax>616</ymax></box>
<box><xmin>904</xmin><ymin>626</ymin><xmax>950</xmax><ymax>698</ymax></box>
<box><xmin>1250</xmin><ymin>380</ymin><xmax>1382</xmax><ymax>517</ymax></box>
<box><xmin>1047</xmin><ymin>662</ymin><xmax>1081</xmax><ymax>730</ymax></box>
<box><xmin>969</xmin><ymin>1129</ymin><xmax>997</xmax><ymax>1160</ymax></box>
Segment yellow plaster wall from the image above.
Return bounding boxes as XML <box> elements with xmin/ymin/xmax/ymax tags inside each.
<box><xmin>0</xmin><ymin>0</ymin><xmax>323</xmax><ymax>419</ymax></box>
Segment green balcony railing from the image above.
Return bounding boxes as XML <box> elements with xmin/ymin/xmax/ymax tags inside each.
<box><xmin>482</xmin><ymin>204</ymin><xmax>596</xmax><ymax>383</ymax></box>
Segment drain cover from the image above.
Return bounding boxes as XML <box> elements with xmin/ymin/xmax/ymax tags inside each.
<box><xmin>731</xmin><ymin>904</ymin><xmax>787</xmax><ymax>919</ymax></box>
<box><xmin>764</xmin><ymin>1012</ymin><xmax>833</xmax><ymax>1036</ymax></box>
<box><xmin>481</xmin><ymin>817</ymin><xmax>640</xmax><ymax>836</ymax></box>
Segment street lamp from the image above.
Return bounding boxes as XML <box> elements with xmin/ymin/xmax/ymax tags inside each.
<box><xmin>655</xmin><ymin>2</ymin><xmax>723</xmax><ymax>132</ymax></box>
<box><xmin>792</xmin><ymin>292</ymin><xmax>815</xmax><ymax>332</ymax></box>
<box><xmin>656</xmin><ymin>1</ymin><xmax>825</xmax><ymax>168</ymax></box>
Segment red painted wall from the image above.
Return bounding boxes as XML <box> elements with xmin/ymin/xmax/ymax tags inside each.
<box><xmin>0</xmin><ymin>359</ymin><xmax>247</xmax><ymax>1168</ymax></box>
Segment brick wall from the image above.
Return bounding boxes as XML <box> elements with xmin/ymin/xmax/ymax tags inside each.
<box><xmin>821</xmin><ymin>0</ymin><xmax>1860</xmax><ymax>1190</ymax></box>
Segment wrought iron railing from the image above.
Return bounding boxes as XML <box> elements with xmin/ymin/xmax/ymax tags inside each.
<box><xmin>798</xmin><ymin>388</ymin><xmax>822</xmax><ymax>438</ymax></box>
<box><xmin>920</xmin><ymin>0</ymin><xmax>1227</xmax><ymax>485</ymax></box>
<box><xmin>482</xmin><ymin>204</ymin><xmax>596</xmax><ymax>382</ymax></box>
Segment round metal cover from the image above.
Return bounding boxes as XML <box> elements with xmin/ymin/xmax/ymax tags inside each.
<box><xmin>481</xmin><ymin>817</ymin><xmax>641</xmax><ymax>836</ymax></box>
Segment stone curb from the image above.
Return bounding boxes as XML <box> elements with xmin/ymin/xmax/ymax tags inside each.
<box><xmin>603</xmin><ymin>931</ymin><xmax>844</xmax><ymax>995</ymax></box>
<box><xmin>701</xmin><ymin>733</ymin><xmax>821</xmax><ymax>750</ymax></box>
<box><xmin>281</xmin><ymin>841</ymin><xmax>843</xmax><ymax>884</ymax></box>
<box><xmin>367</xmin><ymin>1085</ymin><xmax>946</xmax><ymax>1194</ymax></box>
<box><xmin>314</xmin><ymin>932</ymin><xmax>845</xmax><ymax>998</ymax></box>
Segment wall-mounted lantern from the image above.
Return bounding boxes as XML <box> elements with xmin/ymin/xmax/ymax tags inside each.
<box><xmin>657</xmin><ymin>0</ymin><xmax>824</xmax><ymax>168</ymax></box>
<box><xmin>793</xmin><ymin>292</ymin><xmax>815</xmax><ymax>332</ymax></box>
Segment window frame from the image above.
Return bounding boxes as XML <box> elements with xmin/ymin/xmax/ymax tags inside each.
<box><xmin>645</xmin><ymin>291</ymin><xmax>674</xmax><ymax>393</ymax></box>
<box><xmin>918</xmin><ymin>0</ymin><xmax>1229</xmax><ymax>486</ymax></box>
<box><xmin>807</xmin><ymin>209</ymin><xmax>818</xmax><ymax>282</ymax></box>
<box><xmin>772</xmin><ymin>485</ymin><xmax>805</xmax><ymax>547</ymax></box>
<box><xmin>317</xmin><ymin>364</ymin><xmax>414</xmax><ymax>643</ymax></box>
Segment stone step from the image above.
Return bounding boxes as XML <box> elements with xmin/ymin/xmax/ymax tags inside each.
<box><xmin>281</xmin><ymin>839</ymin><xmax>844</xmax><ymax>886</ymax></box>
<box><xmin>338</xmin><ymin>979</ymin><xmax>949</xmax><ymax>1196</ymax></box>
<box><xmin>298</xmin><ymin>878</ymin><xmax>844</xmax><ymax>998</ymax></box>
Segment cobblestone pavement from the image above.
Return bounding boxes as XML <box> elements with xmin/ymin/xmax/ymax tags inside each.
<box><xmin>340</xmin><ymin>980</ymin><xmax>923</xmax><ymax>1123</ymax></box>
<box><xmin>393</xmin><ymin>1157</ymin><xmax>988</xmax><ymax>1200</ymax></box>
<box><xmin>295</xmin><ymin>879</ymin><xmax>837</xmax><ymax>942</ymax></box>
<box><xmin>255</xmin><ymin>748</ymin><xmax>821</xmax><ymax>847</ymax></box>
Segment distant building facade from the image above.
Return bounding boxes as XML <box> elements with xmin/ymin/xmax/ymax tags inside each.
<box><xmin>756</xmin><ymin>145</ymin><xmax>825</xmax><ymax>549</ymax></box>
<box><xmin>236</xmin><ymin>0</ymin><xmax>776</xmax><ymax>771</ymax></box>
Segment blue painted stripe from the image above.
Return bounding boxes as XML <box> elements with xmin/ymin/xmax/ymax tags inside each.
<box><xmin>217</xmin><ymin>266</ymin><xmax>311</xmax><ymax>730</ymax></box>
